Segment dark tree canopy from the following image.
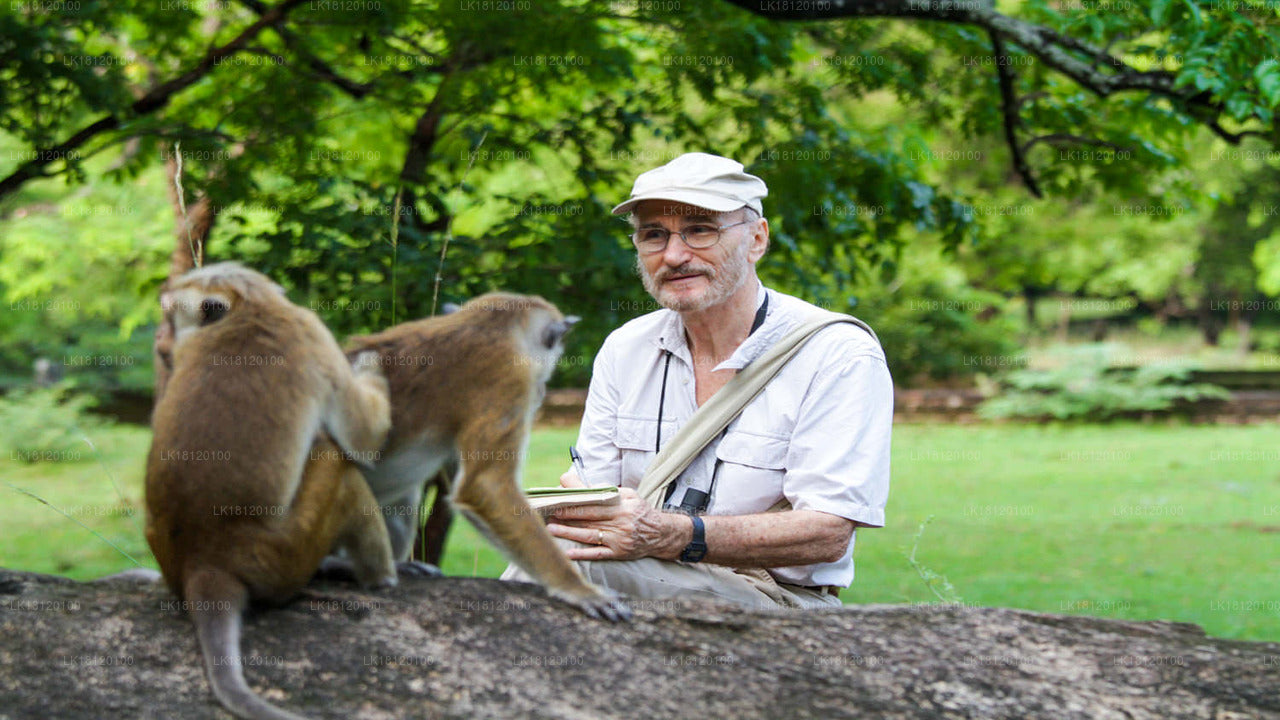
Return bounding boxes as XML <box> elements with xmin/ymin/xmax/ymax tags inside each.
<box><xmin>0</xmin><ymin>1</ymin><xmax>1277</xmax><ymax>380</ymax></box>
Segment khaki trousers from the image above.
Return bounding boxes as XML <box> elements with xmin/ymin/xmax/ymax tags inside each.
<box><xmin>499</xmin><ymin>537</ymin><xmax>842</xmax><ymax>611</ymax></box>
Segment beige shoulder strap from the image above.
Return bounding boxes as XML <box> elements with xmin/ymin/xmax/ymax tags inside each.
<box><xmin>636</xmin><ymin>314</ymin><xmax>877</xmax><ymax>509</ymax></box>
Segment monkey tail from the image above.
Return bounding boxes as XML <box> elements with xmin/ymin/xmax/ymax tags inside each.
<box><xmin>185</xmin><ymin>569</ymin><xmax>312</xmax><ymax>720</ymax></box>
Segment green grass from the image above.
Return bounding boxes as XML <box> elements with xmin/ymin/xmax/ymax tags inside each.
<box><xmin>3</xmin><ymin>422</ymin><xmax>1277</xmax><ymax>641</ymax></box>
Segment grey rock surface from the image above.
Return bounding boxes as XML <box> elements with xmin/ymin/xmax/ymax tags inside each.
<box><xmin>0</xmin><ymin>567</ymin><xmax>1276</xmax><ymax>719</ymax></box>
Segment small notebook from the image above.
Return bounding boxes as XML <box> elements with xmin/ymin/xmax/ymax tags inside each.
<box><xmin>523</xmin><ymin>485</ymin><xmax>621</xmax><ymax>514</ymax></box>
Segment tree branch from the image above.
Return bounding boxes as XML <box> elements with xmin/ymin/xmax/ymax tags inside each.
<box><xmin>721</xmin><ymin>0</ymin><xmax>984</xmax><ymax>23</ymax></box>
<box><xmin>400</xmin><ymin>76</ymin><xmax>453</xmax><ymax>188</ymax></box>
<box><xmin>0</xmin><ymin>0</ymin><xmax>307</xmax><ymax>202</ymax></box>
<box><xmin>1020</xmin><ymin>133</ymin><xmax>1131</xmax><ymax>154</ymax></box>
<box><xmin>989</xmin><ymin>30</ymin><xmax>1041</xmax><ymax>198</ymax></box>
<box><xmin>720</xmin><ymin>0</ymin><xmax>1257</xmax><ymax>142</ymax></box>
<box><xmin>237</xmin><ymin>0</ymin><xmax>377</xmax><ymax>98</ymax></box>
<box><xmin>1205</xmin><ymin>119</ymin><xmax>1269</xmax><ymax>145</ymax></box>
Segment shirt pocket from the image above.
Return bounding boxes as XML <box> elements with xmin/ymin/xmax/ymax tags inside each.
<box><xmin>613</xmin><ymin>415</ymin><xmax>655</xmax><ymax>489</ymax></box>
<box><xmin>711</xmin><ymin>430</ymin><xmax>788</xmax><ymax>515</ymax></box>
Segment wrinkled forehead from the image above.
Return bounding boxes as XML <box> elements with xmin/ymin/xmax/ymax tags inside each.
<box><xmin>630</xmin><ymin>200</ymin><xmax>734</xmax><ymax>226</ymax></box>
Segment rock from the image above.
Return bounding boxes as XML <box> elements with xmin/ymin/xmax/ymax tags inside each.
<box><xmin>0</xmin><ymin>567</ymin><xmax>1276</xmax><ymax>719</ymax></box>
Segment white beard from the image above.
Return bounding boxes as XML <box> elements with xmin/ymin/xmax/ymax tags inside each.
<box><xmin>638</xmin><ymin>238</ymin><xmax>752</xmax><ymax>313</ymax></box>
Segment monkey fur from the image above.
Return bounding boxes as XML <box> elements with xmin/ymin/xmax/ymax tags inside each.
<box><xmin>342</xmin><ymin>293</ymin><xmax>631</xmax><ymax>621</ymax></box>
<box><xmin>145</xmin><ymin>262</ymin><xmax>397</xmax><ymax>720</ymax></box>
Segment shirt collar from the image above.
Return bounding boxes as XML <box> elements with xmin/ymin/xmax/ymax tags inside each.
<box><xmin>715</xmin><ymin>283</ymin><xmax>782</xmax><ymax>371</ymax></box>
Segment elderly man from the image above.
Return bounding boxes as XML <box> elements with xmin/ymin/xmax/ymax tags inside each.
<box><xmin>502</xmin><ymin>152</ymin><xmax>892</xmax><ymax>609</ymax></box>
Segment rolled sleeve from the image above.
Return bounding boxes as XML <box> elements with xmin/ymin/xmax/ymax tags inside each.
<box><xmin>783</xmin><ymin>353</ymin><xmax>893</xmax><ymax>528</ymax></box>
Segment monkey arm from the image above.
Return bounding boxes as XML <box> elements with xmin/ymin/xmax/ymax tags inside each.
<box><xmin>547</xmin><ymin>490</ymin><xmax>854</xmax><ymax>567</ymax></box>
<box><xmin>322</xmin><ymin>351</ymin><xmax>392</xmax><ymax>463</ymax></box>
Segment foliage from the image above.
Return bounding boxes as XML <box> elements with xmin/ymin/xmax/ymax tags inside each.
<box><xmin>979</xmin><ymin>344</ymin><xmax>1230</xmax><ymax>421</ymax></box>
<box><xmin>838</xmin><ymin>238</ymin><xmax>1022</xmax><ymax>383</ymax></box>
<box><xmin>0</xmin><ymin>385</ymin><xmax>113</xmax><ymax>462</ymax></box>
<box><xmin>2</xmin><ymin>2</ymin><xmax>1280</xmax><ymax>387</ymax></box>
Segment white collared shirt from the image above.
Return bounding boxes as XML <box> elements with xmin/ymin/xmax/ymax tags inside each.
<box><xmin>575</xmin><ymin>284</ymin><xmax>893</xmax><ymax>587</ymax></box>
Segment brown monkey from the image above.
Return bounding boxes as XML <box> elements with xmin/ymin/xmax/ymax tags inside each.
<box><xmin>344</xmin><ymin>293</ymin><xmax>631</xmax><ymax>621</ymax></box>
<box><xmin>146</xmin><ymin>262</ymin><xmax>396</xmax><ymax>720</ymax></box>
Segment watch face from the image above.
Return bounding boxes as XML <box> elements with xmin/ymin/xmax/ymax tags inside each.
<box><xmin>681</xmin><ymin>542</ymin><xmax>707</xmax><ymax>563</ymax></box>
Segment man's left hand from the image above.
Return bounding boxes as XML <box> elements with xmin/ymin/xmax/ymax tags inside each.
<box><xmin>545</xmin><ymin>488</ymin><xmax>689</xmax><ymax>561</ymax></box>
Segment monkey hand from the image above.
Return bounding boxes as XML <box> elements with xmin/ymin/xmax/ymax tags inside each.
<box><xmin>549</xmin><ymin>585</ymin><xmax>632</xmax><ymax>622</ymax></box>
<box><xmin>352</xmin><ymin>350</ymin><xmax>387</xmax><ymax>382</ymax></box>
<box><xmin>313</xmin><ymin>556</ymin><xmax>398</xmax><ymax>589</ymax></box>
<box><xmin>396</xmin><ymin>560</ymin><xmax>442</xmax><ymax>578</ymax></box>
<box><xmin>546</xmin><ymin>488</ymin><xmax>684</xmax><ymax>563</ymax></box>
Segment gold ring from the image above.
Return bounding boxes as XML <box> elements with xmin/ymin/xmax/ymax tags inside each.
<box><xmin>597</xmin><ymin>529</ymin><xmax>605</xmax><ymax>545</ymax></box>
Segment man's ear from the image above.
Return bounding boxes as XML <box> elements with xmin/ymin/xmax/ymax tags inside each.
<box><xmin>748</xmin><ymin>217</ymin><xmax>770</xmax><ymax>263</ymax></box>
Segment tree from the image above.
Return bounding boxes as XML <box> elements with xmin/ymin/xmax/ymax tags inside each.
<box><xmin>1199</xmin><ymin>147</ymin><xmax>1280</xmax><ymax>349</ymax></box>
<box><xmin>725</xmin><ymin>0</ymin><xmax>1280</xmax><ymax>197</ymax></box>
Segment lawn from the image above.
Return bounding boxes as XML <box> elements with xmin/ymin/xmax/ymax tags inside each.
<box><xmin>2</xmin><ymin>421</ymin><xmax>1277</xmax><ymax>641</ymax></box>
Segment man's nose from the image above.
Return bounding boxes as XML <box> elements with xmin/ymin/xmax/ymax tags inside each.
<box><xmin>660</xmin><ymin>232</ymin><xmax>695</xmax><ymax>265</ymax></box>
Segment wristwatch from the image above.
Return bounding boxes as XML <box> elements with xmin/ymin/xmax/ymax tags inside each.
<box><xmin>680</xmin><ymin>514</ymin><xmax>708</xmax><ymax>563</ymax></box>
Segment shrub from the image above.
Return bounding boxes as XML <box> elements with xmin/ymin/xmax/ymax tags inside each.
<box><xmin>854</xmin><ymin>279</ymin><xmax>1022</xmax><ymax>384</ymax></box>
<box><xmin>978</xmin><ymin>345</ymin><xmax>1230</xmax><ymax>421</ymax></box>
<box><xmin>0</xmin><ymin>386</ymin><xmax>113</xmax><ymax>463</ymax></box>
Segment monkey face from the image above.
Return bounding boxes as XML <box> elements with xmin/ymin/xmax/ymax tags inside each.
<box><xmin>542</xmin><ymin>315</ymin><xmax>579</xmax><ymax>350</ymax></box>
<box><xmin>161</xmin><ymin>262</ymin><xmax>285</xmax><ymax>351</ymax></box>
<box><xmin>163</xmin><ymin>287</ymin><xmax>233</xmax><ymax>349</ymax></box>
<box><xmin>524</xmin><ymin>308</ymin><xmax>576</xmax><ymax>384</ymax></box>
<box><xmin>455</xmin><ymin>293</ymin><xmax>577</xmax><ymax>383</ymax></box>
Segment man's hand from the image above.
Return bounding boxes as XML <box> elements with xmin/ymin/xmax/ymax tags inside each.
<box><xmin>545</xmin><ymin>487</ymin><xmax>691</xmax><ymax>561</ymax></box>
<box><xmin>559</xmin><ymin>469</ymin><xmax>586</xmax><ymax>488</ymax></box>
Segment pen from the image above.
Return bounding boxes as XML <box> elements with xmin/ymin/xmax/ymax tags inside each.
<box><xmin>569</xmin><ymin>446</ymin><xmax>588</xmax><ymax>486</ymax></box>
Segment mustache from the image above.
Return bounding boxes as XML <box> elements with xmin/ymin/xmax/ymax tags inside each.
<box><xmin>655</xmin><ymin>264</ymin><xmax>714</xmax><ymax>283</ymax></box>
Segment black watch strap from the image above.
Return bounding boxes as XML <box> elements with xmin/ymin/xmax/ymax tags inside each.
<box><xmin>680</xmin><ymin>514</ymin><xmax>708</xmax><ymax>563</ymax></box>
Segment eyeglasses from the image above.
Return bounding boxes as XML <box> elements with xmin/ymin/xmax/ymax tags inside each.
<box><xmin>630</xmin><ymin>219</ymin><xmax>753</xmax><ymax>255</ymax></box>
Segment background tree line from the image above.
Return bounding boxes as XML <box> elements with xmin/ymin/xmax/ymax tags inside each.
<box><xmin>1</xmin><ymin>0</ymin><xmax>1279</xmax><ymax>394</ymax></box>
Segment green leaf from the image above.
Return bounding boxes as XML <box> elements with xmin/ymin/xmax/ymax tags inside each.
<box><xmin>1181</xmin><ymin>0</ymin><xmax>1202</xmax><ymax>26</ymax></box>
<box><xmin>1150</xmin><ymin>0</ymin><xmax>1173</xmax><ymax>25</ymax></box>
<box><xmin>1254</xmin><ymin>59</ymin><xmax>1280</xmax><ymax>108</ymax></box>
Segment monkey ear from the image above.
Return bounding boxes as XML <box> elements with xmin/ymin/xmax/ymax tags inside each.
<box><xmin>541</xmin><ymin>316</ymin><xmax>579</xmax><ymax>349</ymax></box>
<box><xmin>441</xmin><ymin>302</ymin><xmax>461</xmax><ymax>315</ymax></box>
<box><xmin>199</xmin><ymin>297</ymin><xmax>230</xmax><ymax>326</ymax></box>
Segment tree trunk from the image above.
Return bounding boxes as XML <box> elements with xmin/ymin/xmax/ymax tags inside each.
<box><xmin>151</xmin><ymin>154</ymin><xmax>216</xmax><ymax>409</ymax></box>
<box><xmin>1238</xmin><ymin>297</ymin><xmax>1261</xmax><ymax>357</ymax></box>
<box><xmin>400</xmin><ymin>79</ymin><xmax>455</xmax><ymax>558</ymax></box>
<box><xmin>8</xmin><ymin>567</ymin><xmax>1280</xmax><ymax>719</ymax></box>
<box><xmin>1056</xmin><ymin>294</ymin><xmax>1070</xmax><ymax>343</ymax></box>
<box><xmin>1227</xmin><ymin>289</ymin><xmax>1241</xmax><ymax>334</ymax></box>
<box><xmin>1197</xmin><ymin>292</ymin><xmax>1222</xmax><ymax>347</ymax></box>
<box><xmin>413</xmin><ymin>469</ymin><xmax>455</xmax><ymax>566</ymax></box>
<box><xmin>1022</xmin><ymin>286</ymin><xmax>1038</xmax><ymax>328</ymax></box>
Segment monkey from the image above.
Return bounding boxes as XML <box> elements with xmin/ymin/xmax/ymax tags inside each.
<box><xmin>337</xmin><ymin>292</ymin><xmax>631</xmax><ymax>622</ymax></box>
<box><xmin>155</xmin><ymin>281</ymin><xmax>628</xmax><ymax>621</ymax></box>
<box><xmin>145</xmin><ymin>262</ymin><xmax>398</xmax><ymax>720</ymax></box>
